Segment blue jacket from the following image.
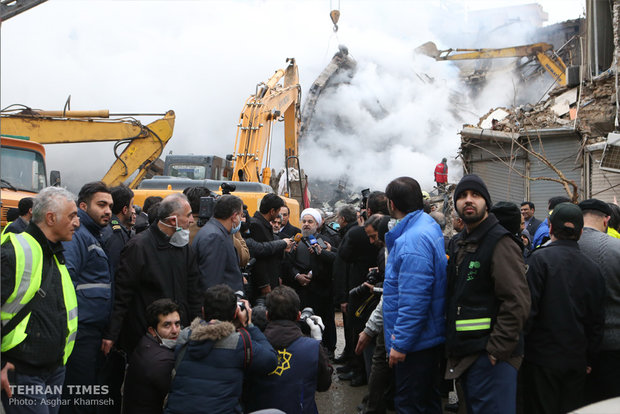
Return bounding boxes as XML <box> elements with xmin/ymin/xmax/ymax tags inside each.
<box><xmin>63</xmin><ymin>208</ymin><xmax>112</xmax><ymax>328</ymax></box>
<box><xmin>531</xmin><ymin>218</ymin><xmax>549</xmax><ymax>249</ymax></box>
<box><xmin>165</xmin><ymin>319</ymin><xmax>277</xmax><ymax>414</ymax></box>
<box><xmin>192</xmin><ymin>219</ymin><xmax>243</xmax><ymax>292</ymax></box>
<box><xmin>383</xmin><ymin>210</ymin><xmax>447</xmax><ymax>353</ymax></box>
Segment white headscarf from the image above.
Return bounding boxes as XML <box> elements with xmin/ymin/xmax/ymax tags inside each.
<box><xmin>300</xmin><ymin>208</ymin><xmax>323</xmax><ymax>226</ymax></box>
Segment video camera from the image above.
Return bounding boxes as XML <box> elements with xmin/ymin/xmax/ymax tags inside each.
<box><xmin>360</xmin><ymin>188</ymin><xmax>370</xmax><ymax>221</ymax></box>
<box><xmin>198</xmin><ymin>196</ymin><xmax>216</xmax><ymax>228</ymax></box>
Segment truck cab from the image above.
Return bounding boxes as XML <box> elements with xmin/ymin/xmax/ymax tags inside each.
<box><xmin>0</xmin><ymin>136</ymin><xmax>50</xmax><ymax>226</ymax></box>
<box><xmin>163</xmin><ymin>154</ymin><xmax>233</xmax><ymax>181</ymax></box>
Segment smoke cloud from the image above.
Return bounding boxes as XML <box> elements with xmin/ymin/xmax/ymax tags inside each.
<box><xmin>0</xmin><ymin>1</ymin><xmax>583</xmax><ymax>194</ymax></box>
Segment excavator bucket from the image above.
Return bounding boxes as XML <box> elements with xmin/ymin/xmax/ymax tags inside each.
<box><xmin>415</xmin><ymin>42</ymin><xmax>440</xmax><ymax>59</ymax></box>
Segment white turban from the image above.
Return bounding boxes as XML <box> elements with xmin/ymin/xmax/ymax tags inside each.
<box><xmin>300</xmin><ymin>208</ymin><xmax>323</xmax><ymax>226</ymax></box>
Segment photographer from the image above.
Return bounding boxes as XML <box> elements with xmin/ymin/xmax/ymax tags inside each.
<box><xmin>165</xmin><ymin>285</ymin><xmax>277</xmax><ymax>414</ymax></box>
<box><xmin>246</xmin><ymin>286</ymin><xmax>332</xmax><ymax>413</ymax></box>
<box><xmin>283</xmin><ymin>208</ymin><xmax>337</xmax><ymax>357</ymax></box>
<box><xmin>355</xmin><ymin>214</ymin><xmax>393</xmax><ymax>414</ymax></box>
<box><xmin>192</xmin><ymin>195</ymin><xmax>245</xmax><ymax>292</ymax></box>
<box><xmin>335</xmin><ymin>192</ymin><xmax>388</xmax><ymax>386</ymax></box>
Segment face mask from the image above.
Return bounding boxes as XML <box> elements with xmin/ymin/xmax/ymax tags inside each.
<box><xmin>160</xmin><ymin>216</ymin><xmax>190</xmax><ymax>247</ymax></box>
<box><xmin>155</xmin><ymin>332</ymin><xmax>177</xmax><ymax>349</ymax></box>
<box><xmin>231</xmin><ymin>219</ymin><xmax>242</xmax><ymax>234</ymax></box>
<box><xmin>387</xmin><ymin>218</ymin><xmax>401</xmax><ymax>231</ymax></box>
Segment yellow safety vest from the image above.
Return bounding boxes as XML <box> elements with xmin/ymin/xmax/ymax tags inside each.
<box><xmin>0</xmin><ymin>222</ymin><xmax>14</xmax><ymax>242</ymax></box>
<box><xmin>1</xmin><ymin>232</ymin><xmax>78</xmax><ymax>364</ymax></box>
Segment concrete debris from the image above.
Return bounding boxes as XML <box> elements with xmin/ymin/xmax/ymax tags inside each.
<box><xmin>468</xmin><ymin>72</ymin><xmax>617</xmax><ymax>139</ymax></box>
<box><xmin>479</xmin><ymin>108</ymin><xmax>510</xmax><ymax>129</ymax></box>
<box><xmin>550</xmin><ymin>87</ymin><xmax>578</xmax><ymax>116</ymax></box>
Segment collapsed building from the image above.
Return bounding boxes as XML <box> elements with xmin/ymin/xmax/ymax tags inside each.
<box><xmin>459</xmin><ymin>0</ymin><xmax>620</xmax><ymax>206</ymax></box>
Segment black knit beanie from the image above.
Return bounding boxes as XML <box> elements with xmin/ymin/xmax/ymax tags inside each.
<box><xmin>490</xmin><ymin>201</ymin><xmax>521</xmax><ymax>236</ymax></box>
<box><xmin>453</xmin><ymin>174</ymin><xmax>492</xmax><ymax>210</ymax></box>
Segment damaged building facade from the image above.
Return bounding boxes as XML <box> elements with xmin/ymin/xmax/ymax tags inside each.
<box><xmin>460</xmin><ymin>0</ymin><xmax>620</xmax><ymax>206</ymax></box>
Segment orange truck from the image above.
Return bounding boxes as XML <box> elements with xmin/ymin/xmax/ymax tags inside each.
<box><xmin>0</xmin><ymin>136</ymin><xmax>55</xmax><ymax>226</ymax></box>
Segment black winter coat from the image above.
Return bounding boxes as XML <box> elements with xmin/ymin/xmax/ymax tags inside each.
<box><xmin>333</xmin><ymin>223</ymin><xmax>380</xmax><ymax>305</ymax></box>
<box><xmin>249</xmin><ymin>212</ymin><xmax>286</xmax><ymax>293</ymax></box>
<box><xmin>525</xmin><ymin>240</ymin><xmax>606</xmax><ymax>370</ymax></box>
<box><xmin>123</xmin><ymin>334</ymin><xmax>174</xmax><ymax>414</ymax></box>
<box><xmin>103</xmin><ymin>225</ymin><xmax>202</xmax><ymax>353</ymax></box>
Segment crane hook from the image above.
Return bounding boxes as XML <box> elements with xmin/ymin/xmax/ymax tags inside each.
<box><xmin>330</xmin><ymin>9</ymin><xmax>340</xmax><ymax>32</ymax></box>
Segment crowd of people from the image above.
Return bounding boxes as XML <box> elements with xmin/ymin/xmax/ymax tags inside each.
<box><xmin>1</xmin><ymin>173</ymin><xmax>619</xmax><ymax>414</ymax></box>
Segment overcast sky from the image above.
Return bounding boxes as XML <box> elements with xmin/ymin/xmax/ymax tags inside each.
<box><xmin>1</xmin><ymin>0</ymin><xmax>584</xmax><ymax>193</ymax></box>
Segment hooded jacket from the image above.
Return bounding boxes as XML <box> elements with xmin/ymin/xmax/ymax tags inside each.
<box><xmin>164</xmin><ymin>318</ymin><xmax>277</xmax><ymax>414</ymax></box>
<box><xmin>246</xmin><ymin>320</ymin><xmax>332</xmax><ymax>414</ymax></box>
<box><xmin>383</xmin><ymin>210</ymin><xmax>447</xmax><ymax>354</ymax></box>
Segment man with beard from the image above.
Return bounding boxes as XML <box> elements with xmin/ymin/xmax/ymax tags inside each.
<box><xmin>249</xmin><ymin>194</ymin><xmax>293</xmax><ymax>301</ymax></box>
<box><xmin>61</xmin><ymin>181</ymin><xmax>114</xmax><ymax>413</ymax></box>
<box><xmin>284</xmin><ymin>208</ymin><xmax>337</xmax><ymax>354</ymax></box>
<box><xmin>445</xmin><ymin>175</ymin><xmax>530</xmax><ymax>414</ymax></box>
<box><xmin>382</xmin><ymin>177</ymin><xmax>446</xmax><ymax>412</ymax></box>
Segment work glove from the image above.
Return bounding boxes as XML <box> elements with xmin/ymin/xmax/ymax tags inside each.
<box><xmin>305</xmin><ymin>315</ymin><xmax>325</xmax><ymax>341</ymax></box>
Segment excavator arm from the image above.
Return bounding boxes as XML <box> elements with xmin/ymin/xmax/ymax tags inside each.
<box><xmin>0</xmin><ymin>109</ymin><xmax>175</xmax><ymax>188</ymax></box>
<box><xmin>417</xmin><ymin>41</ymin><xmax>567</xmax><ymax>85</ymax></box>
<box><xmin>231</xmin><ymin>59</ymin><xmax>301</xmax><ymax>185</ymax></box>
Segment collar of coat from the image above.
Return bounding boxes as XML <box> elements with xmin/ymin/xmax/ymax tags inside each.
<box><xmin>253</xmin><ymin>211</ymin><xmax>273</xmax><ymax>231</ymax></box>
<box><xmin>189</xmin><ymin>317</ymin><xmax>236</xmax><ymax>342</ymax></box>
<box><xmin>77</xmin><ymin>208</ymin><xmax>105</xmax><ymax>240</ymax></box>
<box><xmin>385</xmin><ymin>209</ymin><xmax>424</xmax><ymax>251</ymax></box>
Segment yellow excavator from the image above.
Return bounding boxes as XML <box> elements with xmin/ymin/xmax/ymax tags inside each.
<box><xmin>133</xmin><ymin>58</ymin><xmax>305</xmax><ymax>225</ymax></box>
<box><xmin>1</xmin><ymin>106</ymin><xmax>175</xmax><ymax>188</ymax></box>
<box><xmin>417</xmin><ymin>41</ymin><xmax>567</xmax><ymax>86</ymax></box>
<box><xmin>0</xmin><ymin>107</ymin><xmax>175</xmax><ymax>225</ymax></box>
<box><xmin>231</xmin><ymin>57</ymin><xmax>302</xmax><ymax>188</ymax></box>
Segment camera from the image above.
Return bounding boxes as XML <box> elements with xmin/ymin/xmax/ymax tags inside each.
<box><xmin>221</xmin><ymin>182</ymin><xmax>236</xmax><ymax>195</ymax></box>
<box><xmin>198</xmin><ymin>196</ymin><xmax>216</xmax><ymax>227</ymax></box>
<box><xmin>300</xmin><ymin>307</ymin><xmax>314</xmax><ymax>322</ymax></box>
<box><xmin>348</xmin><ymin>268</ymin><xmax>382</xmax><ymax>300</ymax></box>
<box><xmin>366</xmin><ymin>268</ymin><xmax>380</xmax><ymax>285</ymax></box>
<box><xmin>359</xmin><ymin>188</ymin><xmax>370</xmax><ymax>211</ymax></box>
<box><xmin>235</xmin><ymin>290</ymin><xmax>247</xmax><ymax>312</ymax></box>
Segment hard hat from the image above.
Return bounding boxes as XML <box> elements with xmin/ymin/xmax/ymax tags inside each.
<box><xmin>422</xmin><ymin>191</ymin><xmax>430</xmax><ymax>200</ymax></box>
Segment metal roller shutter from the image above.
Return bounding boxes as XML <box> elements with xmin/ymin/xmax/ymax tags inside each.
<box><xmin>528</xmin><ymin>136</ymin><xmax>583</xmax><ymax>211</ymax></box>
<box><xmin>466</xmin><ymin>144</ymin><xmax>526</xmax><ymax>205</ymax></box>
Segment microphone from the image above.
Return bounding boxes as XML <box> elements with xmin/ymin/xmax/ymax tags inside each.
<box><xmin>306</xmin><ymin>235</ymin><xmax>320</xmax><ymax>253</ymax></box>
<box><xmin>294</xmin><ymin>233</ymin><xmax>303</xmax><ymax>244</ymax></box>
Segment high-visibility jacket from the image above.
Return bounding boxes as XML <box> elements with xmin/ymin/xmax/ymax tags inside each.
<box><xmin>434</xmin><ymin>163</ymin><xmax>448</xmax><ymax>183</ymax></box>
<box><xmin>1</xmin><ymin>232</ymin><xmax>78</xmax><ymax>364</ymax></box>
<box><xmin>0</xmin><ymin>223</ymin><xmax>13</xmax><ymax>241</ymax></box>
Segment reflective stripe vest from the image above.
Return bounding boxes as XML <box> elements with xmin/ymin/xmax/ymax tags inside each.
<box><xmin>0</xmin><ymin>223</ymin><xmax>13</xmax><ymax>242</ymax></box>
<box><xmin>1</xmin><ymin>232</ymin><xmax>78</xmax><ymax>364</ymax></box>
<box><xmin>434</xmin><ymin>163</ymin><xmax>448</xmax><ymax>183</ymax></box>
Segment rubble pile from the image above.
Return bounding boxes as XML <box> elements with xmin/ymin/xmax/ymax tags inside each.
<box><xmin>474</xmin><ymin>72</ymin><xmax>617</xmax><ymax>140</ymax></box>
